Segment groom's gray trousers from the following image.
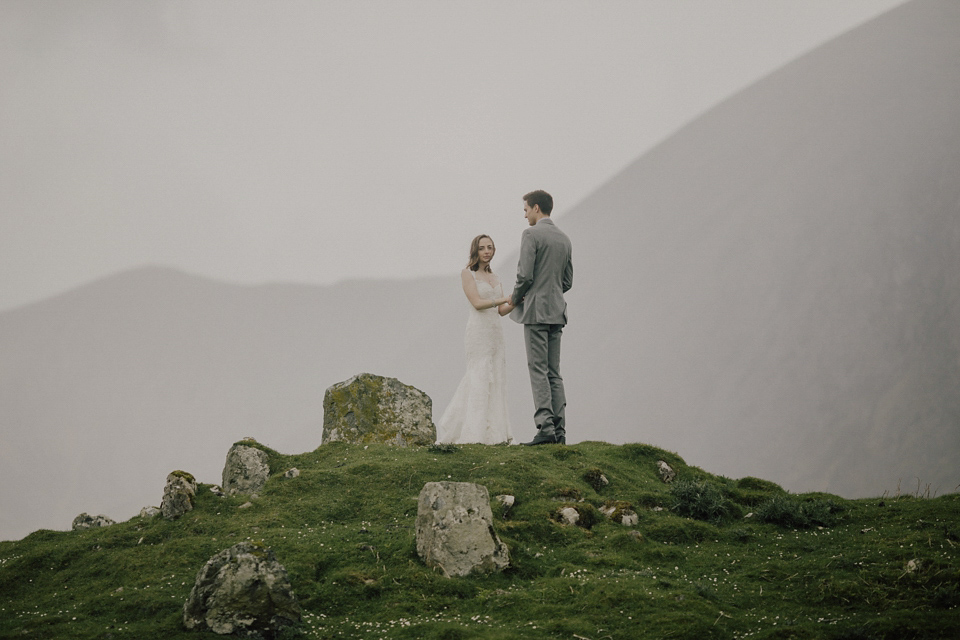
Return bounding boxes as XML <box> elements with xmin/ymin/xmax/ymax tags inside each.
<box><xmin>524</xmin><ymin>323</ymin><xmax>565</xmax><ymax>436</ymax></box>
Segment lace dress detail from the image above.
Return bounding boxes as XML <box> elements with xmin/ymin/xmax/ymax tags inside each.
<box><xmin>436</xmin><ymin>271</ymin><xmax>514</xmax><ymax>444</ymax></box>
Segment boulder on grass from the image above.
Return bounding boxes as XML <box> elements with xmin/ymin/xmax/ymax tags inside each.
<box><xmin>161</xmin><ymin>471</ymin><xmax>197</xmax><ymax>520</ymax></box>
<box><xmin>323</xmin><ymin>373</ymin><xmax>436</xmax><ymax>446</ymax></box>
<box><xmin>416</xmin><ymin>482</ymin><xmax>509</xmax><ymax>577</ymax></box>
<box><xmin>183</xmin><ymin>541</ymin><xmax>301</xmax><ymax>636</ymax></box>
<box><xmin>222</xmin><ymin>441</ymin><xmax>270</xmax><ymax>497</ymax></box>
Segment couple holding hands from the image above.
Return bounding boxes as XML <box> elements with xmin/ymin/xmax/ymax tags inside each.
<box><xmin>436</xmin><ymin>190</ymin><xmax>573</xmax><ymax>447</ymax></box>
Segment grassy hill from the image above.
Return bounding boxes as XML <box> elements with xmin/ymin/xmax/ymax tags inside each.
<box><xmin>1</xmin><ymin>440</ymin><xmax>957</xmax><ymax>639</ymax></box>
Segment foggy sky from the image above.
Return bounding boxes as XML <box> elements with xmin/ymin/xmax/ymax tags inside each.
<box><xmin>0</xmin><ymin>0</ymin><xmax>906</xmax><ymax>312</ymax></box>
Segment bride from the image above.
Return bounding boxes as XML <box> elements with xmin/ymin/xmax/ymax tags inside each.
<box><xmin>436</xmin><ymin>234</ymin><xmax>516</xmax><ymax>444</ymax></box>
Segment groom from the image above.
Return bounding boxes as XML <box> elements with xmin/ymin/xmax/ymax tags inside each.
<box><xmin>509</xmin><ymin>190</ymin><xmax>573</xmax><ymax>445</ymax></box>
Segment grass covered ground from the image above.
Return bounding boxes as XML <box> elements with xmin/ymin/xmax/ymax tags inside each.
<box><xmin>1</xmin><ymin>440</ymin><xmax>957</xmax><ymax>639</ymax></box>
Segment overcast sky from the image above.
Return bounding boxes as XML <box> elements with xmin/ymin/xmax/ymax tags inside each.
<box><xmin>0</xmin><ymin>0</ymin><xmax>906</xmax><ymax>312</ymax></box>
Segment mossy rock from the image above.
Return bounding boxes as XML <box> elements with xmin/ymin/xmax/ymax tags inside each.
<box><xmin>322</xmin><ymin>373</ymin><xmax>436</xmax><ymax>446</ymax></box>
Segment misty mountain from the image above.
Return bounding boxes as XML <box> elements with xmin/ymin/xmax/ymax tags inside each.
<box><xmin>554</xmin><ymin>0</ymin><xmax>960</xmax><ymax>496</ymax></box>
<box><xmin>0</xmin><ymin>268</ymin><xmax>479</xmax><ymax>541</ymax></box>
<box><xmin>2</xmin><ymin>0</ymin><xmax>959</xmax><ymax>541</ymax></box>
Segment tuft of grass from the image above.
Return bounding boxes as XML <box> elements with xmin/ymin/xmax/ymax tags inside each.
<box><xmin>0</xmin><ymin>441</ymin><xmax>958</xmax><ymax>639</ymax></box>
<box><xmin>427</xmin><ymin>443</ymin><xmax>459</xmax><ymax>454</ymax></box>
<box><xmin>755</xmin><ymin>493</ymin><xmax>846</xmax><ymax>529</ymax></box>
<box><xmin>669</xmin><ymin>479</ymin><xmax>735</xmax><ymax>524</ymax></box>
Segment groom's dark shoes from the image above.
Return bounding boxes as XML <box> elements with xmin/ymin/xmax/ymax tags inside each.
<box><xmin>522</xmin><ymin>428</ymin><xmax>559</xmax><ymax>446</ymax></box>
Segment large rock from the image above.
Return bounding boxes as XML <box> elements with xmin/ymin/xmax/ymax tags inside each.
<box><xmin>161</xmin><ymin>471</ymin><xmax>197</xmax><ymax>520</ymax></box>
<box><xmin>222</xmin><ymin>441</ymin><xmax>270</xmax><ymax>497</ymax></box>
<box><xmin>416</xmin><ymin>481</ymin><xmax>510</xmax><ymax>577</ymax></box>
<box><xmin>183</xmin><ymin>541</ymin><xmax>301</xmax><ymax>636</ymax></box>
<box><xmin>71</xmin><ymin>513</ymin><xmax>115</xmax><ymax>530</ymax></box>
<box><xmin>322</xmin><ymin>373</ymin><xmax>436</xmax><ymax>446</ymax></box>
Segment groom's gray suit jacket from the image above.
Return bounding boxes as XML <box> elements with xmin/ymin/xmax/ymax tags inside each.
<box><xmin>510</xmin><ymin>218</ymin><xmax>573</xmax><ymax>325</ymax></box>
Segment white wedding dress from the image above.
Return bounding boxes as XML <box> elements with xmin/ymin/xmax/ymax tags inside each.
<box><xmin>436</xmin><ymin>271</ymin><xmax>514</xmax><ymax>444</ymax></box>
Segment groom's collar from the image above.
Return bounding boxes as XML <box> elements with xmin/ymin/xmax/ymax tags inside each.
<box><xmin>536</xmin><ymin>217</ymin><xmax>555</xmax><ymax>225</ymax></box>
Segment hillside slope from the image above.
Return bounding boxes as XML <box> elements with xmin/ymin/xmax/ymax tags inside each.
<box><xmin>0</xmin><ymin>441</ymin><xmax>957</xmax><ymax>639</ymax></box>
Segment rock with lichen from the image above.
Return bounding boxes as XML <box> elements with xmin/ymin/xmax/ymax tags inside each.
<box><xmin>161</xmin><ymin>470</ymin><xmax>197</xmax><ymax>520</ymax></box>
<box><xmin>322</xmin><ymin>373</ymin><xmax>436</xmax><ymax>446</ymax></box>
<box><xmin>222</xmin><ymin>441</ymin><xmax>270</xmax><ymax>498</ymax></box>
<box><xmin>71</xmin><ymin>513</ymin><xmax>115</xmax><ymax>530</ymax></box>
<box><xmin>183</xmin><ymin>541</ymin><xmax>301</xmax><ymax>636</ymax></box>
<box><xmin>416</xmin><ymin>482</ymin><xmax>510</xmax><ymax>577</ymax></box>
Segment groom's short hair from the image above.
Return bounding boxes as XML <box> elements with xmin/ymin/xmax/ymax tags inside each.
<box><xmin>523</xmin><ymin>190</ymin><xmax>553</xmax><ymax>215</ymax></box>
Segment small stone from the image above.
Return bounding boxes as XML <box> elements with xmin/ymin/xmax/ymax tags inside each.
<box><xmin>657</xmin><ymin>460</ymin><xmax>676</xmax><ymax>483</ymax></box>
<box><xmin>583</xmin><ymin>468</ymin><xmax>610</xmax><ymax>492</ymax></box>
<box><xmin>284</xmin><ymin>468</ymin><xmax>300</xmax><ymax>478</ymax></box>
<box><xmin>495</xmin><ymin>494</ymin><xmax>515</xmax><ymax>517</ymax></box>
<box><xmin>139</xmin><ymin>506</ymin><xmax>161</xmax><ymax>518</ymax></box>
<box><xmin>71</xmin><ymin>513</ymin><xmax>115</xmax><ymax>530</ymax></box>
<box><xmin>558</xmin><ymin>507</ymin><xmax>580</xmax><ymax>525</ymax></box>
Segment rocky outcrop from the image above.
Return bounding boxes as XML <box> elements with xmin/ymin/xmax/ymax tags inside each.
<box><xmin>222</xmin><ymin>441</ymin><xmax>270</xmax><ymax>497</ymax></box>
<box><xmin>71</xmin><ymin>513</ymin><xmax>115</xmax><ymax>530</ymax></box>
<box><xmin>161</xmin><ymin>471</ymin><xmax>197</xmax><ymax>520</ymax></box>
<box><xmin>183</xmin><ymin>541</ymin><xmax>301</xmax><ymax>636</ymax></box>
<box><xmin>323</xmin><ymin>373</ymin><xmax>436</xmax><ymax>446</ymax></box>
<box><xmin>416</xmin><ymin>482</ymin><xmax>509</xmax><ymax>577</ymax></box>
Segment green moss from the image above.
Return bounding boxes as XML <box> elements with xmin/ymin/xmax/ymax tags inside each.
<box><xmin>551</xmin><ymin>447</ymin><xmax>583</xmax><ymax>461</ymax></box>
<box><xmin>553</xmin><ymin>486</ymin><xmax>582</xmax><ymax>501</ymax></box>
<box><xmin>169</xmin><ymin>470</ymin><xmax>196</xmax><ymax>484</ymax></box>
<box><xmin>325</xmin><ymin>373</ymin><xmax>388</xmax><ymax>434</ymax></box>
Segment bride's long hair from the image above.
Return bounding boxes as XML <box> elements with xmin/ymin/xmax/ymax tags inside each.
<box><xmin>466</xmin><ymin>234</ymin><xmax>495</xmax><ymax>273</ymax></box>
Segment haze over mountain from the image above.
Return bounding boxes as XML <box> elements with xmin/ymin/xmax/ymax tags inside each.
<box><xmin>2</xmin><ymin>0</ymin><xmax>958</xmax><ymax>541</ymax></box>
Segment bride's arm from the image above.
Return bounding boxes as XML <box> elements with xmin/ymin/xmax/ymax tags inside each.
<box><xmin>496</xmin><ymin>281</ymin><xmax>515</xmax><ymax>316</ymax></box>
<box><xmin>461</xmin><ymin>269</ymin><xmax>509</xmax><ymax>310</ymax></box>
